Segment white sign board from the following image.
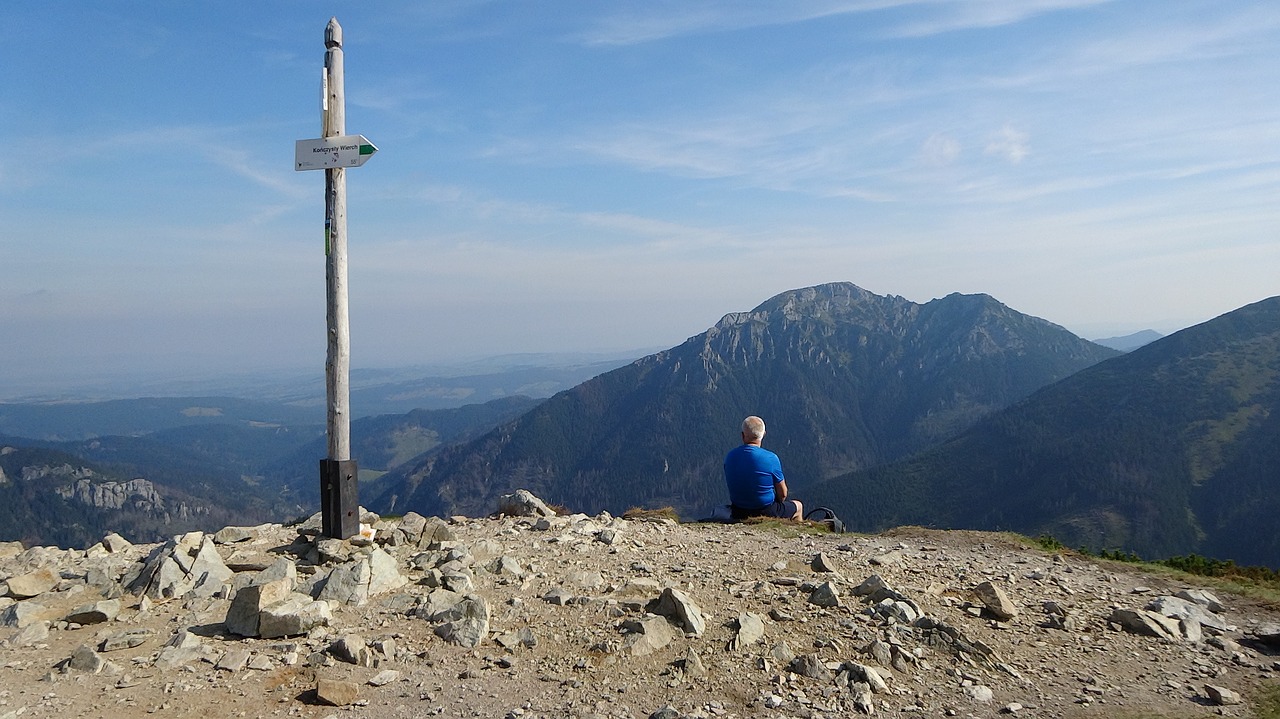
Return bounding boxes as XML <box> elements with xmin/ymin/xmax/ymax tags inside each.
<box><xmin>295</xmin><ymin>135</ymin><xmax>378</xmax><ymax>171</ymax></box>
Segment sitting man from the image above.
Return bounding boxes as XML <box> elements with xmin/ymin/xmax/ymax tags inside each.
<box><xmin>724</xmin><ymin>415</ymin><xmax>803</xmax><ymax>521</ymax></box>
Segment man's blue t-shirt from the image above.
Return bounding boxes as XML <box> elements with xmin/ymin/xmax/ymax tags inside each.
<box><xmin>724</xmin><ymin>444</ymin><xmax>785</xmax><ymax>510</ymax></box>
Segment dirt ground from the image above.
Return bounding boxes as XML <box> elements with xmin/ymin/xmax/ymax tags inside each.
<box><xmin>1</xmin><ymin>512</ymin><xmax>1278</xmax><ymax>719</ymax></box>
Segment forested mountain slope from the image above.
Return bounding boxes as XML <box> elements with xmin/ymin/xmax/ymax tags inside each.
<box><xmin>808</xmin><ymin>296</ymin><xmax>1280</xmax><ymax>567</ymax></box>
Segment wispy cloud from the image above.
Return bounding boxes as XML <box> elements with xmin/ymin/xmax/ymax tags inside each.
<box><xmin>890</xmin><ymin>0</ymin><xmax>1114</xmax><ymax>38</ymax></box>
<box><xmin>575</xmin><ymin>1</ymin><xmax>916</xmax><ymax>46</ymax></box>
<box><xmin>984</xmin><ymin>125</ymin><xmax>1029</xmax><ymax>164</ymax></box>
<box><xmin>577</xmin><ymin>0</ymin><xmax>1118</xmax><ymax>46</ymax></box>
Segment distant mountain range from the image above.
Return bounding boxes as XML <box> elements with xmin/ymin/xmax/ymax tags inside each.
<box><xmin>808</xmin><ymin>296</ymin><xmax>1280</xmax><ymax>566</ymax></box>
<box><xmin>4</xmin><ymin>283</ymin><xmax>1276</xmax><ymax>568</ymax></box>
<box><xmin>369</xmin><ymin>283</ymin><xmax>1118</xmax><ymax>520</ymax></box>
<box><xmin>0</xmin><ymin>396</ymin><xmax>540</xmax><ymax>547</ymax></box>
<box><xmin>1093</xmin><ymin>329</ymin><xmax>1164</xmax><ymax>352</ymax></box>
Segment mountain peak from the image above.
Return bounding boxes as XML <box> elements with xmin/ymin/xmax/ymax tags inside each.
<box><xmin>380</xmin><ymin>283</ymin><xmax>1117</xmax><ymax>520</ymax></box>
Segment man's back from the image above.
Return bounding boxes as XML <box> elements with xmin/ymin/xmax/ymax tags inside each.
<box><xmin>724</xmin><ymin>443</ymin><xmax>784</xmax><ymax>510</ymax></box>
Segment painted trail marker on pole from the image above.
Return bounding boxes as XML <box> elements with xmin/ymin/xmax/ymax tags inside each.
<box><xmin>295</xmin><ymin>17</ymin><xmax>378</xmax><ymax>540</ymax></box>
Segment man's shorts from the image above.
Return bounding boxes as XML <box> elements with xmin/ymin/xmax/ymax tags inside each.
<box><xmin>730</xmin><ymin>499</ymin><xmax>799</xmax><ymax>520</ymax></box>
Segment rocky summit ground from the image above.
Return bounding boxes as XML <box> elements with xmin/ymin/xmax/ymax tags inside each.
<box><xmin>1</xmin><ymin>490</ymin><xmax>1279</xmax><ymax>719</ymax></box>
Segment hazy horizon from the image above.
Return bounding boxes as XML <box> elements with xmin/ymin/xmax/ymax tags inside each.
<box><xmin>5</xmin><ymin>2</ymin><xmax>1277</xmax><ymax>397</ymax></box>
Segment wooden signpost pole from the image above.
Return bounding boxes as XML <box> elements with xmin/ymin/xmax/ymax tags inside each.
<box><xmin>294</xmin><ymin>18</ymin><xmax>377</xmax><ymax>539</ymax></box>
<box><xmin>319</xmin><ymin>17</ymin><xmax>357</xmax><ymax>539</ymax></box>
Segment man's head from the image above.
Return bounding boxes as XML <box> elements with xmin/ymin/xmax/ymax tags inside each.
<box><xmin>741</xmin><ymin>415</ymin><xmax>766</xmax><ymax>444</ymax></box>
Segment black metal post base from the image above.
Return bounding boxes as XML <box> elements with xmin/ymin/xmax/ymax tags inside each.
<box><xmin>320</xmin><ymin>459</ymin><xmax>359</xmax><ymax>539</ymax></box>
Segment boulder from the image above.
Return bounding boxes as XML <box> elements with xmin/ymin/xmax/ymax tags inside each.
<box><xmin>808</xmin><ymin>581</ymin><xmax>841</xmax><ymax>608</ymax></box>
<box><xmin>6</xmin><ymin>567</ymin><xmax>59</xmax><ymax>599</ymax></box>
<box><xmin>973</xmin><ymin>581</ymin><xmax>1018</xmax><ymax>621</ymax></box>
<box><xmin>496</xmin><ymin>489</ymin><xmax>556</xmax><ymax>518</ymax></box>
<box><xmin>65</xmin><ymin>644</ymin><xmax>105</xmax><ymax>674</ymax></box>
<box><xmin>1109</xmin><ymin>608</ymin><xmax>1181</xmax><ymax>641</ymax></box>
<box><xmin>0</xmin><ymin>600</ymin><xmax>60</xmax><ymax>629</ymax></box>
<box><xmin>225</xmin><ymin>578</ymin><xmax>293</xmax><ymax>637</ymax></box>
<box><xmin>649</xmin><ymin>587</ymin><xmax>706</xmax><ymax>636</ymax></box>
<box><xmin>101</xmin><ymin>533</ymin><xmax>133</xmax><ymax>554</ymax></box>
<box><xmin>432</xmin><ymin>595</ymin><xmax>490</xmax><ymax>648</ymax></box>
<box><xmin>1205</xmin><ymin>684</ymin><xmax>1243</xmax><ymax>706</ymax></box>
<box><xmin>316</xmin><ymin>678</ymin><xmax>361</xmax><ymax>707</ymax></box>
<box><xmin>64</xmin><ymin>599</ymin><xmax>121</xmax><ymax>625</ymax></box>
<box><xmin>128</xmin><ymin>533</ymin><xmax>234</xmax><ymax>601</ymax></box>
<box><xmin>258</xmin><ymin>593</ymin><xmax>332</xmax><ymax>639</ymax></box>
<box><xmin>729</xmin><ymin>612</ymin><xmax>766</xmax><ymax>651</ymax></box>
<box><xmin>621</xmin><ymin>614</ymin><xmax>676</xmax><ymax>657</ymax></box>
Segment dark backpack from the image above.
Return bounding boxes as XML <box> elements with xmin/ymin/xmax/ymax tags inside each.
<box><xmin>804</xmin><ymin>506</ymin><xmax>845</xmax><ymax>533</ymax></box>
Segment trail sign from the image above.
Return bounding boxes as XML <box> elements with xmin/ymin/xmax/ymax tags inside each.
<box><xmin>295</xmin><ymin>134</ymin><xmax>378</xmax><ymax>171</ymax></box>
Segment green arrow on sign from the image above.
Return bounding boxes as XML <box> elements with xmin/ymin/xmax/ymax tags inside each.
<box><xmin>359</xmin><ymin>144</ymin><xmax>375</xmax><ymax>155</ymax></box>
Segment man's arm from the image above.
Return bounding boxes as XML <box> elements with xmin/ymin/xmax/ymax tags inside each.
<box><xmin>774</xmin><ymin>479</ymin><xmax>788</xmax><ymax>502</ymax></box>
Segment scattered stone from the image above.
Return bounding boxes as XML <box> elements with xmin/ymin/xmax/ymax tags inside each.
<box><xmin>128</xmin><ymin>532</ymin><xmax>234</xmax><ymax>601</ymax></box>
<box><xmin>495</xmin><ymin>627</ymin><xmax>537</xmax><ymax>649</ymax></box>
<box><xmin>650</xmin><ymin>706</ymin><xmax>681</xmax><ymax>719</ymax></box>
<box><xmin>213</xmin><ymin>526</ymin><xmax>258</xmax><ymax>544</ymax></box>
<box><xmin>1177</xmin><ymin>589</ymin><xmax>1226</xmax><ymax>613</ymax></box>
<box><xmin>153</xmin><ymin>630</ymin><xmax>204</xmax><ymax>669</ymax></box>
<box><xmin>11</xmin><ymin>620</ymin><xmax>50</xmax><ymax>647</ymax></box>
<box><xmin>1254</xmin><ymin>622</ymin><xmax>1280</xmax><ymax>646</ymax></box>
<box><xmin>678</xmin><ymin>648</ymin><xmax>706</xmax><ymax>678</ymax></box>
<box><xmin>0</xmin><ymin>540</ymin><xmax>23</xmax><ymax>560</ymax></box>
<box><xmin>100</xmin><ymin>629</ymin><xmax>154</xmax><ymax>652</ymax></box>
<box><xmin>63</xmin><ymin>599</ymin><xmax>120</xmax><ymax>625</ymax></box>
<box><xmin>1204</xmin><ymin>684</ymin><xmax>1242</xmax><ymax>706</ymax></box>
<box><xmin>964</xmin><ymin>684</ymin><xmax>994</xmax><ymax>702</ymax></box>
<box><xmin>770</xmin><ymin>642</ymin><xmax>796</xmax><ymax>666</ymax></box>
<box><xmin>789</xmin><ymin>653</ymin><xmax>830</xmax><ymax>680</ymax></box>
<box><xmin>0</xmin><ymin>600</ymin><xmax>60</xmax><ymax>629</ymax></box>
<box><xmin>811</xmin><ymin>552</ymin><xmax>838</xmax><ymax>573</ymax></box>
<box><xmin>433</xmin><ymin>594</ymin><xmax>490</xmax><ymax>648</ymax></box>
<box><xmin>1109</xmin><ymin>608</ymin><xmax>1181</xmax><ymax>641</ymax></box>
<box><xmin>851</xmin><ymin>574</ymin><xmax>890</xmax><ymax>598</ymax></box>
<box><xmin>973</xmin><ymin>581</ymin><xmax>1018</xmax><ymax>621</ymax></box>
<box><xmin>870</xmin><ymin>550</ymin><xmax>903</xmax><ymax>566</ymax></box>
<box><xmin>728</xmin><ymin>612</ymin><xmax>766</xmax><ymax>651</ymax></box>
<box><xmin>369</xmin><ymin>669</ymin><xmax>401</xmax><ymax>686</ymax></box>
<box><xmin>490</xmin><ymin>555</ymin><xmax>526</xmax><ymax>579</ymax></box>
<box><xmin>1146</xmin><ymin>595</ymin><xmax>1231</xmax><ymax>633</ymax></box>
<box><xmin>316</xmin><ymin>678</ymin><xmax>361</xmax><ymax>707</ymax></box>
<box><xmin>808</xmin><ymin>581</ymin><xmax>840</xmax><ymax>608</ymax></box>
<box><xmin>65</xmin><ymin>644</ymin><xmax>105</xmax><ymax>674</ymax></box>
<box><xmin>330</xmin><ymin>634</ymin><xmax>374</xmax><ymax>667</ymax></box>
<box><xmin>649</xmin><ymin>587</ymin><xmax>706</xmax><ymax>636</ymax></box>
<box><xmin>621</xmin><ymin>615</ymin><xmax>676</xmax><ymax>657</ymax></box>
<box><xmin>215</xmin><ymin>648</ymin><xmax>251</xmax><ymax>673</ymax></box>
<box><xmin>843</xmin><ymin>662</ymin><xmax>888</xmax><ymax>693</ymax></box>
<box><xmin>101</xmin><ymin>532</ymin><xmax>133</xmax><ymax>553</ymax></box>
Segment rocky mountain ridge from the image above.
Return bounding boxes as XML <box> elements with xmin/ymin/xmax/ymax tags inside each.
<box><xmin>1</xmin><ymin>491</ymin><xmax>1278</xmax><ymax>719</ymax></box>
<box><xmin>375</xmin><ymin>283</ymin><xmax>1118</xmax><ymax>519</ymax></box>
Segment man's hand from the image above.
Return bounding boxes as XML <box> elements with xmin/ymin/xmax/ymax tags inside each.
<box><xmin>774</xmin><ymin>480</ymin><xmax>788</xmax><ymax>502</ymax></box>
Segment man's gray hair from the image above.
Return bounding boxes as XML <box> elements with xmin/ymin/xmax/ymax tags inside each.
<box><xmin>741</xmin><ymin>415</ymin><xmax>766</xmax><ymax>442</ymax></box>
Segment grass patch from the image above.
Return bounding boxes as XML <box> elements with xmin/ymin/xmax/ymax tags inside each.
<box><xmin>1020</xmin><ymin>534</ymin><xmax>1280</xmax><ymax>606</ymax></box>
<box><xmin>741</xmin><ymin>516</ymin><xmax>836</xmax><ymax>536</ymax></box>
<box><xmin>621</xmin><ymin>506</ymin><xmax>681</xmax><ymax>523</ymax></box>
<box><xmin>1254</xmin><ymin>683</ymin><xmax>1280</xmax><ymax>719</ymax></box>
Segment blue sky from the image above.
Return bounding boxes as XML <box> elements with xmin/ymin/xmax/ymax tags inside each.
<box><xmin>4</xmin><ymin>1</ymin><xmax>1278</xmax><ymax>394</ymax></box>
